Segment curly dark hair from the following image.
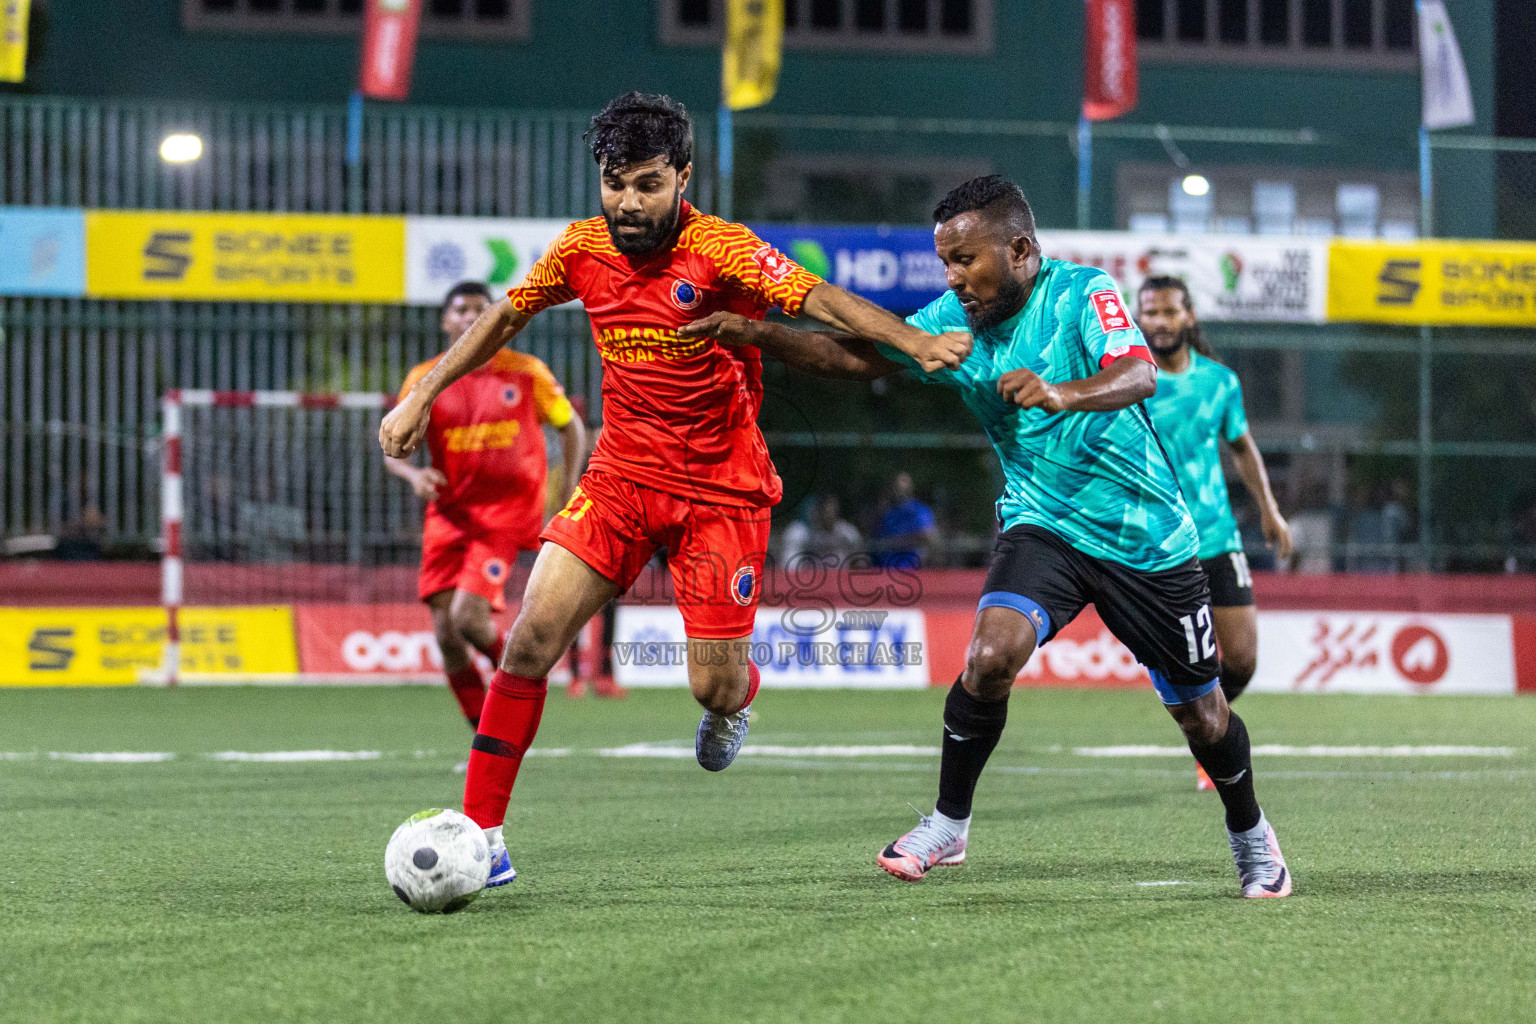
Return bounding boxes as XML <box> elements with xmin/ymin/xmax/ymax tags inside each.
<box><xmin>1138</xmin><ymin>274</ymin><xmax>1216</xmax><ymax>359</ymax></box>
<box><xmin>584</xmin><ymin>92</ymin><xmax>694</xmax><ymax>173</ymax></box>
<box><xmin>932</xmin><ymin>174</ymin><xmax>1037</xmax><ymax>236</ymax></box>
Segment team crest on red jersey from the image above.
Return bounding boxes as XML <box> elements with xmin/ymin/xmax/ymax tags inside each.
<box><xmin>498</xmin><ymin>383</ymin><xmax>522</xmax><ymax>407</ymax></box>
<box><xmin>1090</xmin><ymin>290</ymin><xmax>1134</xmax><ymax>333</ymax></box>
<box><xmin>671</xmin><ymin>278</ymin><xmax>703</xmax><ymax>310</ymax></box>
<box><xmin>751</xmin><ymin>245</ymin><xmax>795</xmax><ymax>284</ymax></box>
<box><xmin>482</xmin><ymin>558</ymin><xmax>508</xmax><ymax>584</ymax></box>
<box><xmin>729</xmin><ymin>565</ymin><xmax>757</xmax><ymax>606</ymax></box>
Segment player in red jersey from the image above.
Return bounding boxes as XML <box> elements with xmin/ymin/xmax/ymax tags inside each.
<box><xmin>379</xmin><ymin>93</ymin><xmax>970</xmax><ymax>886</ymax></box>
<box><xmin>385</xmin><ymin>281</ymin><xmax>586</xmax><ymax>729</ymax></box>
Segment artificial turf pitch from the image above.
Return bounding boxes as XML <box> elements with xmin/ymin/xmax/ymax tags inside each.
<box><xmin>1</xmin><ymin>685</ymin><xmax>1533</xmax><ymax>1024</ymax></box>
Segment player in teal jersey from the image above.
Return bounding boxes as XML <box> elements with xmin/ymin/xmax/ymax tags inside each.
<box><xmin>680</xmin><ymin>176</ymin><xmax>1291</xmax><ymax>898</ymax></box>
<box><xmin>1138</xmin><ymin>277</ymin><xmax>1293</xmax><ymax>724</ymax></box>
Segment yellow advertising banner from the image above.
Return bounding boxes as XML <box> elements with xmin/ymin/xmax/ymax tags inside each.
<box><xmin>1328</xmin><ymin>239</ymin><xmax>1536</xmax><ymax>327</ymax></box>
<box><xmin>0</xmin><ymin>0</ymin><xmax>29</xmax><ymax>83</ymax></box>
<box><xmin>85</xmin><ymin>211</ymin><xmax>406</xmax><ymax>303</ymax></box>
<box><xmin>0</xmin><ymin>606</ymin><xmax>299</xmax><ymax>686</ymax></box>
<box><xmin>723</xmin><ymin>0</ymin><xmax>784</xmax><ymax>111</ymax></box>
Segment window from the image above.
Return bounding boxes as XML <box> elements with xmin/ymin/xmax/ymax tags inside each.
<box><xmin>1118</xmin><ymin>164</ymin><xmax>1419</xmax><ymax>238</ymax></box>
<box><xmin>750</xmin><ymin>153</ymin><xmax>992</xmax><ymax>223</ymax></box>
<box><xmin>659</xmin><ymin>0</ymin><xmax>994</xmax><ymax>54</ymax></box>
<box><xmin>183</xmin><ymin>0</ymin><xmax>530</xmax><ymax>39</ymax></box>
<box><xmin>1136</xmin><ymin>0</ymin><xmax>1415</xmax><ymax>68</ymax></box>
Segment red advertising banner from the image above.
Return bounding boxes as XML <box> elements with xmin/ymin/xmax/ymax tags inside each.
<box><xmin>926</xmin><ymin>607</ymin><xmax>1148</xmax><ymax>689</ymax></box>
<box><xmin>1083</xmin><ymin>0</ymin><xmax>1137</xmax><ymax>122</ymax></box>
<box><xmin>295</xmin><ymin>603</ymin><xmax>516</xmax><ymax>678</ymax></box>
<box><xmin>359</xmin><ymin>0</ymin><xmax>423</xmax><ymax>102</ymax></box>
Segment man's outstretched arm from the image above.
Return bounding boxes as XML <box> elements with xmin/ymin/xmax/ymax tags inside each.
<box><xmin>798</xmin><ymin>283</ymin><xmax>972</xmax><ymax>374</ymax></box>
<box><xmin>379</xmin><ymin>298</ymin><xmax>531</xmax><ymax>458</ymax></box>
<box><xmin>679</xmin><ymin>311</ymin><xmax>904</xmax><ymax>381</ymax></box>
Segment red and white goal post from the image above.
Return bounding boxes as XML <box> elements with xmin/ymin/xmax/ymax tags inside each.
<box><xmin>152</xmin><ymin>388</ymin><xmax>403</xmax><ymax>686</ymax></box>
<box><xmin>148</xmin><ymin>386</ymin><xmax>601</xmax><ymax>687</ymax></box>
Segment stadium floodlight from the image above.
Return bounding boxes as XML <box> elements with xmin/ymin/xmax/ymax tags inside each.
<box><xmin>1181</xmin><ymin>174</ymin><xmax>1211</xmax><ymax>197</ymax></box>
<box><xmin>160</xmin><ymin>133</ymin><xmax>204</xmax><ymax>163</ymax></box>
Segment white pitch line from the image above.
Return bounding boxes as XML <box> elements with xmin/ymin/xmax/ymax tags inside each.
<box><xmin>47</xmin><ymin>752</ymin><xmax>175</xmax><ymax>763</ymax></box>
<box><xmin>1073</xmin><ymin>744</ymin><xmax>1519</xmax><ymax>758</ymax></box>
<box><xmin>597</xmin><ymin>743</ymin><xmax>941</xmax><ymax>759</ymax></box>
<box><xmin>206</xmin><ymin>750</ymin><xmax>382</xmax><ymax>762</ymax></box>
<box><xmin>1136</xmin><ymin>881</ymin><xmax>1192</xmax><ymax>887</ymax></box>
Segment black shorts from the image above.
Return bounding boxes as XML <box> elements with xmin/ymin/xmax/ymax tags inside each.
<box><xmin>979</xmin><ymin>525</ymin><xmax>1220</xmax><ymax>704</ymax></box>
<box><xmin>1200</xmin><ymin>551</ymin><xmax>1255</xmax><ymax>607</ymax></box>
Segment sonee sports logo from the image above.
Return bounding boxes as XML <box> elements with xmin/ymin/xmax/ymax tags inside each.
<box><xmin>671</xmin><ymin>278</ymin><xmax>703</xmax><ymax>310</ymax></box>
<box><xmin>1377</xmin><ymin>260</ymin><xmax>1423</xmax><ymax>306</ymax></box>
<box><xmin>143</xmin><ymin>232</ymin><xmax>193</xmax><ymax>281</ymax></box>
<box><xmin>1090</xmin><ymin>290</ymin><xmax>1134</xmax><ymax>333</ymax></box>
<box><xmin>729</xmin><ymin>565</ymin><xmax>757</xmax><ymax>607</ymax></box>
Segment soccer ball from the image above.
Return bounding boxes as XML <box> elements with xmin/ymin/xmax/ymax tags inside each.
<box><xmin>384</xmin><ymin>808</ymin><xmax>491</xmax><ymax>914</ymax></box>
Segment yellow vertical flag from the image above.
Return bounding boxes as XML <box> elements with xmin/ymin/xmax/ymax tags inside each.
<box><xmin>722</xmin><ymin>0</ymin><xmax>783</xmax><ymax>111</ymax></box>
<box><xmin>0</xmin><ymin>0</ymin><xmax>28</xmax><ymax>83</ymax></box>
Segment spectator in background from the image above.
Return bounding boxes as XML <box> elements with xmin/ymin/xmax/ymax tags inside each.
<box><xmin>55</xmin><ymin>506</ymin><xmax>107</xmax><ymax>561</ymax></box>
<box><xmin>1286</xmin><ymin>479</ymin><xmax>1335</xmax><ymax>574</ymax></box>
<box><xmin>873</xmin><ymin>472</ymin><xmax>936</xmax><ymax>568</ymax></box>
<box><xmin>781</xmin><ymin>493</ymin><xmax>863</xmax><ymax>567</ymax></box>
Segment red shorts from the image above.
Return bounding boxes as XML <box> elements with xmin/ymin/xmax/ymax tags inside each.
<box><xmin>540</xmin><ymin>470</ymin><xmax>770</xmax><ymax>640</ymax></box>
<box><xmin>419</xmin><ymin>503</ymin><xmax>541</xmax><ymax>611</ymax></box>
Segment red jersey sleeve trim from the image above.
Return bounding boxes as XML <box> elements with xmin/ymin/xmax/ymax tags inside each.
<box><xmin>1098</xmin><ymin>344</ymin><xmax>1154</xmax><ymax>369</ymax></box>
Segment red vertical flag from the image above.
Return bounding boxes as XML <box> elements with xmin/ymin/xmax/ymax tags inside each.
<box><xmin>359</xmin><ymin>0</ymin><xmax>423</xmax><ymax>101</ymax></box>
<box><xmin>1083</xmin><ymin>0</ymin><xmax>1137</xmax><ymax>121</ymax></box>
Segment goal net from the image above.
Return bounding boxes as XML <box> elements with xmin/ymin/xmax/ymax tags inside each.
<box><xmin>152</xmin><ymin>388</ymin><xmax>528</xmax><ymax>685</ymax></box>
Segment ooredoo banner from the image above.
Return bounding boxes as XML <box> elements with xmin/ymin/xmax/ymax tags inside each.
<box><xmin>294</xmin><ymin>603</ymin><xmax>514</xmax><ymax>679</ymax></box>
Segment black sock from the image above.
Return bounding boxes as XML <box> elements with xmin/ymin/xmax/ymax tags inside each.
<box><xmin>934</xmin><ymin>678</ymin><xmax>1009</xmax><ymax>820</ymax></box>
<box><xmin>1188</xmin><ymin>711</ymin><xmax>1261</xmax><ymax>833</ymax></box>
<box><xmin>1219</xmin><ymin>662</ymin><xmax>1252</xmax><ymax>704</ymax></box>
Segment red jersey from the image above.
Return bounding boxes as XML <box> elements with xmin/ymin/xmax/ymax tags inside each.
<box><xmin>399</xmin><ymin>349</ymin><xmax>575</xmax><ymax>512</ymax></box>
<box><xmin>506</xmin><ymin>201</ymin><xmax>822</xmax><ymax>508</ymax></box>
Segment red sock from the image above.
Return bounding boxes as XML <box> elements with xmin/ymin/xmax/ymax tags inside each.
<box><xmin>743</xmin><ymin>661</ymin><xmax>761</xmax><ymax>710</ymax></box>
<box><xmin>482</xmin><ymin>630</ymin><xmax>507</xmax><ymax>669</ymax></box>
<box><xmin>462</xmin><ymin>671</ymin><xmax>547</xmax><ymax>829</ymax></box>
<box><xmin>445</xmin><ymin>665</ymin><xmax>487</xmax><ymax>727</ymax></box>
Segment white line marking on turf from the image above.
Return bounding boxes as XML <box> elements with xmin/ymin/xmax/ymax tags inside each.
<box><xmin>598</xmin><ymin>742</ymin><xmax>941</xmax><ymax>759</ymax></box>
<box><xmin>0</xmin><ymin>752</ymin><xmax>38</xmax><ymax>760</ymax></box>
<box><xmin>1136</xmin><ymin>881</ymin><xmax>1192</xmax><ymax>887</ymax></box>
<box><xmin>206</xmin><ymin>750</ymin><xmax>382</xmax><ymax>762</ymax></box>
<box><xmin>1073</xmin><ymin>744</ymin><xmax>1519</xmax><ymax>757</ymax></box>
<box><xmin>47</xmin><ymin>752</ymin><xmax>175</xmax><ymax>763</ymax></box>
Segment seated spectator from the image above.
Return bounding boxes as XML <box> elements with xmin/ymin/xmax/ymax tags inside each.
<box><xmin>780</xmin><ymin>494</ymin><xmax>863</xmax><ymax>568</ymax></box>
<box><xmin>873</xmin><ymin>472</ymin><xmax>936</xmax><ymax>568</ymax></box>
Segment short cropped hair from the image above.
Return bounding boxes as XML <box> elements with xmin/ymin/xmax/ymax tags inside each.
<box><xmin>585</xmin><ymin>92</ymin><xmax>694</xmax><ymax>173</ymax></box>
<box><xmin>441</xmin><ymin>280</ymin><xmax>493</xmax><ymax>314</ymax></box>
<box><xmin>932</xmin><ymin>174</ymin><xmax>1037</xmax><ymax>236</ymax></box>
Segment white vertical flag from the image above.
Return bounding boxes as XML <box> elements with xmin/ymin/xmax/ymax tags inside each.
<box><xmin>1418</xmin><ymin>0</ymin><xmax>1475</xmax><ymax>130</ymax></box>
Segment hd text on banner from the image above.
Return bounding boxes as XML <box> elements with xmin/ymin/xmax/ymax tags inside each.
<box><xmin>749</xmin><ymin>224</ymin><xmax>1329</xmax><ymax>322</ymax></box>
<box><xmin>1328</xmin><ymin>239</ymin><xmax>1536</xmax><ymax>327</ymax></box>
<box><xmin>85</xmin><ymin>211</ymin><xmax>406</xmax><ymax>303</ymax></box>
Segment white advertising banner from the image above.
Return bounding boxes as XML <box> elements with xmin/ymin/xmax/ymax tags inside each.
<box><xmin>1247</xmin><ymin>612</ymin><xmax>1515</xmax><ymax>695</ymax></box>
<box><xmin>404</xmin><ymin>217</ymin><xmax>571</xmax><ymax>306</ymax></box>
<box><xmin>613</xmin><ymin>605</ymin><xmax>929</xmax><ymax>689</ymax></box>
<box><xmin>1037</xmin><ymin>231</ymin><xmax>1330</xmax><ymax>323</ymax></box>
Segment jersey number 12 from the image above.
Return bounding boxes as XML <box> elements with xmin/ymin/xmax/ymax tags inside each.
<box><xmin>1180</xmin><ymin>605</ymin><xmax>1216</xmax><ymax>664</ymax></box>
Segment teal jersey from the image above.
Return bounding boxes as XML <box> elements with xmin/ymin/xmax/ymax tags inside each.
<box><xmin>883</xmin><ymin>258</ymin><xmax>1199</xmax><ymax>572</ymax></box>
<box><xmin>1145</xmin><ymin>351</ymin><xmax>1249</xmax><ymax>560</ymax></box>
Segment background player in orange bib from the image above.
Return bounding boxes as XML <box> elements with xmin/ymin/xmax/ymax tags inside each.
<box><xmin>385</xmin><ymin>281</ymin><xmax>586</xmax><ymax>730</ymax></box>
<box><xmin>379</xmin><ymin>92</ymin><xmax>971</xmax><ymax>887</ymax></box>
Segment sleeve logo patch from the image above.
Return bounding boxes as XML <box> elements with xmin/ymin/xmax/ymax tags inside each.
<box><xmin>752</xmin><ymin>245</ymin><xmax>795</xmax><ymax>283</ymax></box>
<box><xmin>1090</xmin><ymin>290</ymin><xmax>1134</xmax><ymax>333</ymax></box>
<box><xmin>1106</xmin><ymin>344</ymin><xmax>1132</xmax><ymax>359</ymax></box>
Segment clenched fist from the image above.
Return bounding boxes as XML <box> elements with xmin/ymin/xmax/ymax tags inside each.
<box><xmin>907</xmin><ymin>330</ymin><xmax>972</xmax><ymax>374</ymax></box>
<box><xmin>997</xmin><ymin>368</ymin><xmax>1065</xmax><ymax>412</ymax></box>
<box><xmin>678</xmin><ymin>311</ymin><xmax>761</xmax><ymax>346</ymax></box>
<box><xmin>379</xmin><ymin>393</ymin><xmax>433</xmax><ymax>459</ymax></box>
